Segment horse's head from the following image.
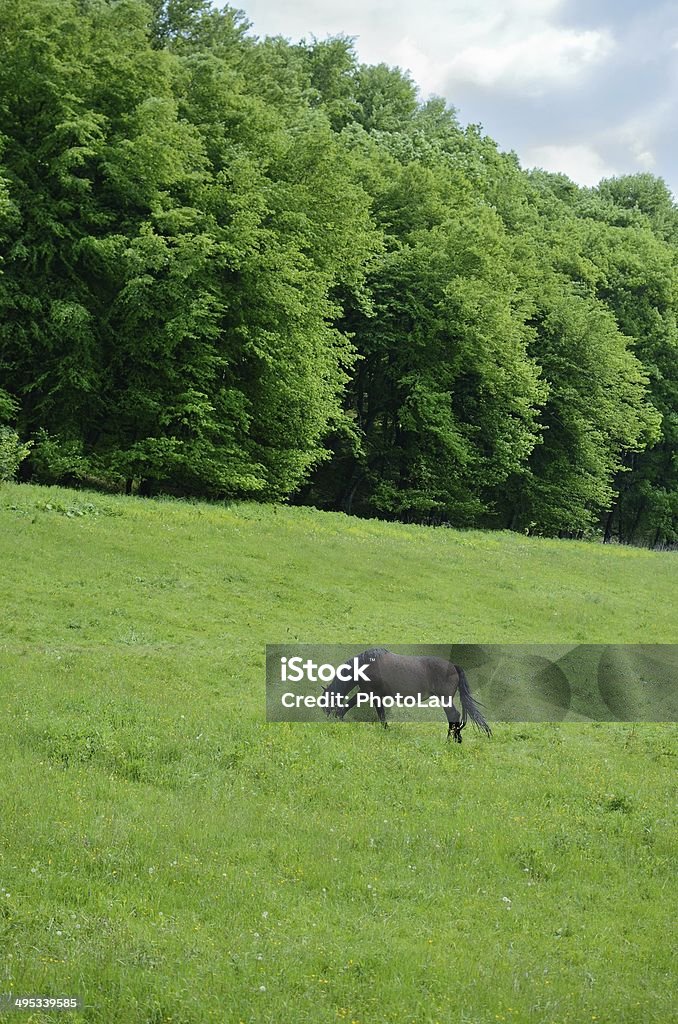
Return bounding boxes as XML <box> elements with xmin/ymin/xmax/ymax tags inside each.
<box><xmin>320</xmin><ymin>675</ymin><xmax>345</xmax><ymax>718</ymax></box>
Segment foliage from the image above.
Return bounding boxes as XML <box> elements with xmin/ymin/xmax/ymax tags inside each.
<box><xmin>0</xmin><ymin>426</ymin><xmax>32</xmax><ymax>481</ymax></box>
<box><xmin>0</xmin><ymin>1</ymin><xmax>676</xmax><ymax>541</ymax></box>
<box><xmin>0</xmin><ymin>0</ymin><xmax>376</xmax><ymax>500</ymax></box>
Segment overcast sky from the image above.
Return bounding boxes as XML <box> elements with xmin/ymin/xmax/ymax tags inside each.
<box><xmin>238</xmin><ymin>0</ymin><xmax>678</xmax><ymax>198</ymax></box>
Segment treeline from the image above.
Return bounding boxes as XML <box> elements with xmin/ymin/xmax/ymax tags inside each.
<box><xmin>1</xmin><ymin>0</ymin><xmax>676</xmax><ymax>545</ymax></box>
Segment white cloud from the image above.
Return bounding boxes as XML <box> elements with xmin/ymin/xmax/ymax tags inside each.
<box><xmin>445</xmin><ymin>27</ymin><xmax>614</xmax><ymax>93</ymax></box>
<box><xmin>391</xmin><ymin>38</ymin><xmax>446</xmax><ymax>95</ymax></box>
<box><xmin>631</xmin><ymin>146</ymin><xmax>656</xmax><ymax>170</ymax></box>
<box><xmin>242</xmin><ymin>1</ymin><xmax>613</xmax><ymax>97</ymax></box>
<box><xmin>524</xmin><ymin>144</ymin><xmax>618</xmax><ymax>186</ymax></box>
<box><xmin>603</xmin><ymin>101</ymin><xmax>676</xmax><ymax>176</ymax></box>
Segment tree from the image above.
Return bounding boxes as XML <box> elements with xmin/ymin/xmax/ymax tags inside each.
<box><xmin>0</xmin><ymin>0</ymin><xmax>377</xmax><ymax>497</ymax></box>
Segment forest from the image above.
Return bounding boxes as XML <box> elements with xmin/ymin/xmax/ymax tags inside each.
<box><xmin>0</xmin><ymin>0</ymin><xmax>676</xmax><ymax>545</ymax></box>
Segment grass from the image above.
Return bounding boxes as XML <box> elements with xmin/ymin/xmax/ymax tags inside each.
<box><xmin>0</xmin><ymin>482</ymin><xmax>676</xmax><ymax>1024</ymax></box>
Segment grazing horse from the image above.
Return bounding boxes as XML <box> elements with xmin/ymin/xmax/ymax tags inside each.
<box><xmin>322</xmin><ymin>648</ymin><xmax>492</xmax><ymax>742</ymax></box>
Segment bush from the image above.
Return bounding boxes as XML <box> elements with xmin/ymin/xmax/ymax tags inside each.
<box><xmin>0</xmin><ymin>426</ymin><xmax>32</xmax><ymax>482</ymax></box>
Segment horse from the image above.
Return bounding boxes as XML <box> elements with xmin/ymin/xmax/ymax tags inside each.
<box><xmin>322</xmin><ymin>648</ymin><xmax>492</xmax><ymax>742</ymax></box>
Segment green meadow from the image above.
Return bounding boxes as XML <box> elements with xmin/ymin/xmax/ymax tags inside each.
<box><xmin>0</xmin><ymin>482</ymin><xmax>676</xmax><ymax>1024</ymax></box>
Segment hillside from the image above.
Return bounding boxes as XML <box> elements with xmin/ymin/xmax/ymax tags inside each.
<box><xmin>0</xmin><ymin>483</ymin><xmax>676</xmax><ymax>1023</ymax></box>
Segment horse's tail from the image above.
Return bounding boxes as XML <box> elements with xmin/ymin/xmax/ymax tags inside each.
<box><xmin>455</xmin><ymin>665</ymin><xmax>492</xmax><ymax>737</ymax></box>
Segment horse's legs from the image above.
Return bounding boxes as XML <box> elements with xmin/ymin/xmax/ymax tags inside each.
<box><xmin>338</xmin><ymin>693</ymin><xmax>359</xmax><ymax>720</ymax></box>
<box><xmin>374</xmin><ymin>697</ymin><xmax>388</xmax><ymax>729</ymax></box>
<box><xmin>446</xmin><ymin>703</ymin><xmax>463</xmax><ymax>743</ymax></box>
<box><xmin>447</xmin><ymin>722</ymin><xmax>463</xmax><ymax>743</ymax></box>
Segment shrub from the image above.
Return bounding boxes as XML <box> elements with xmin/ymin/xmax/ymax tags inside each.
<box><xmin>0</xmin><ymin>426</ymin><xmax>32</xmax><ymax>482</ymax></box>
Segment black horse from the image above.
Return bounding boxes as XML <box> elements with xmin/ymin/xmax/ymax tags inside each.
<box><xmin>322</xmin><ymin>648</ymin><xmax>492</xmax><ymax>742</ymax></box>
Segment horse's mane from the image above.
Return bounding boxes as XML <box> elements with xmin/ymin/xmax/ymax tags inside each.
<box><xmin>355</xmin><ymin>647</ymin><xmax>390</xmax><ymax>667</ymax></box>
<box><xmin>324</xmin><ymin>648</ymin><xmax>389</xmax><ymax>699</ymax></box>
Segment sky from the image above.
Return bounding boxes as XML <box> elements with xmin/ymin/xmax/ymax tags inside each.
<box><xmin>236</xmin><ymin>0</ymin><xmax>678</xmax><ymax>199</ymax></box>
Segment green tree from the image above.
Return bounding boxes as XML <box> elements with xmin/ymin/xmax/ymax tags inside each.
<box><xmin>304</xmin><ymin>120</ymin><xmax>545</xmax><ymax>523</ymax></box>
<box><xmin>585</xmin><ymin>179</ymin><xmax>678</xmax><ymax>544</ymax></box>
<box><xmin>0</xmin><ymin>0</ymin><xmax>376</xmax><ymax>497</ymax></box>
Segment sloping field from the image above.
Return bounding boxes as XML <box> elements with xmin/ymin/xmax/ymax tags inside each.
<box><xmin>0</xmin><ymin>483</ymin><xmax>675</xmax><ymax>1023</ymax></box>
